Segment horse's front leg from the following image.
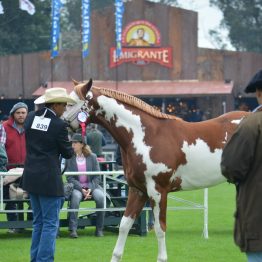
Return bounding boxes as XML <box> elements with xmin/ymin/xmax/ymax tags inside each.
<box><xmin>151</xmin><ymin>190</ymin><xmax>168</xmax><ymax>262</ymax></box>
<box><xmin>111</xmin><ymin>187</ymin><xmax>148</xmax><ymax>262</ymax></box>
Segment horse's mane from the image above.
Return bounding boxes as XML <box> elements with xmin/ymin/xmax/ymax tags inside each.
<box><xmin>97</xmin><ymin>87</ymin><xmax>178</xmax><ymax>120</ymax></box>
<box><xmin>74</xmin><ymin>83</ymin><xmax>179</xmax><ymax>120</ymax></box>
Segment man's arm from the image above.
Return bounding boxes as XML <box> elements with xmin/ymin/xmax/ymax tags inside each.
<box><xmin>0</xmin><ymin>124</ymin><xmax>6</xmax><ymax>146</ymax></box>
<box><xmin>221</xmin><ymin>119</ymin><xmax>257</xmax><ymax>183</ymax></box>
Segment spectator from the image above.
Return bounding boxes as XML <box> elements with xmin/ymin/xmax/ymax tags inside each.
<box><xmin>0</xmin><ymin>143</ymin><xmax>7</xmax><ymax>169</ymax></box>
<box><xmin>86</xmin><ymin>124</ymin><xmax>106</xmax><ymax>157</ymax></box>
<box><xmin>0</xmin><ymin>102</ymin><xmax>28</xmax><ymax>233</ymax></box>
<box><xmin>221</xmin><ymin>69</ymin><xmax>262</xmax><ymax>262</ymax></box>
<box><xmin>0</xmin><ymin>143</ymin><xmax>7</xmax><ymax>181</ymax></box>
<box><xmin>22</xmin><ymin>87</ymin><xmax>75</xmax><ymax>262</ymax></box>
<box><xmin>66</xmin><ymin>133</ymin><xmax>107</xmax><ymax>238</ymax></box>
<box><xmin>115</xmin><ymin>145</ymin><xmax>123</xmax><ymax>170</ymax></box>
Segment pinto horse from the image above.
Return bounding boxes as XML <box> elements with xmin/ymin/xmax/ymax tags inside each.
<box><xmin>63</xmin><ymin>79</ymin><xmax>249</xmax><ymax>262</ymax></box>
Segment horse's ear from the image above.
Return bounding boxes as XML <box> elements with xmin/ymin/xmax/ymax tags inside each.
<box><xmin>71</xmin><ymin>78</ymin><xmax>79</xmax><ymax>86</ymax></box>
<box><xmin>85</xmin><ymin>78</ymin><xmax>93</xmax><ymax>92</ymax></box>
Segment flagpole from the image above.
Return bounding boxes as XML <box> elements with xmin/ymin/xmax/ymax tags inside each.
<box><xmin>81</xmin><ymin>0</ymin><xmax>84</xmax><ymax>81</ymax></box>
<box><xmin>51</xmin><ymin>58</ymin><xmax>53</xmax><ymax>88</ymax></box>
<box><xmin>81</xmin><ymin>0</ymin><xmax>90</xmax><ymax>81</ymax></box>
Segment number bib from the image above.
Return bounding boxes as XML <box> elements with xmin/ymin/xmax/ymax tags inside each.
<box><xmin>31</xmin><ymin>116</ymin><xmax>51</xmax><ymax>132</ymax></box>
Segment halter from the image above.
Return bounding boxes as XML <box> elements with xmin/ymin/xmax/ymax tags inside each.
<box><xmin>63</xmin><ymin>95</ymin><xmax>93</xmax><ymax>134</ymax></box>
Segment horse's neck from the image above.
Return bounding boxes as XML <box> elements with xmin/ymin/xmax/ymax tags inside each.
<box><xmin>93</xmin><ymin>96</ymin><xmax>153</xmax><ymax>149</ymax></box>
<box><xmin>95</xmin><ymin>115</ymin><xmax>134</xmax><ymax>148</ymax></box>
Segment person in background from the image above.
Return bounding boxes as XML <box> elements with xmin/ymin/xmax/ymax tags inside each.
<box><xmin>66</xmin><ymin>133</ymin><xmax>106</xmax><ymax>238</ymax></box>
<box><xmin>0</xmin><ymin>143</ymin><xmax>7</xmax><ymax>178</ymax></box>
<box><xmin>0</xmin><ymin>143</ymin><xmax>7</xmax><ymax>168</ymax></box>
<box><xmin>0</xmin><ymin>102</ymin><xmax>28</xmax><ymax>233</ymax></box>
<box><xmin>22</xmin><ymin>88</ymin><xmax>75</xmax><ymax>262</ymax></box>
<box><xmin>86</xmin><ymin>124</ymin><xmax>106</xmax><ymax>158</ymax></box>
<box><xmin>0</xmin><ymin>144</ymin><xmax>7</xmax><ymax>208</ymax></box>
<box><xmin>221</xmin><ymin>69</ymin><xmax>262</xmax><ymax>262</ymax></box>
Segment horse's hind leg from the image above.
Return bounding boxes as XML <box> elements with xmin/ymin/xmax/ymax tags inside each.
<box><xmin>151</xmin><ymin>191</ymin><xmax>168</xmax><ymax>262</ymax></box>
<box><xmin>111</xmin><ymin>187</ymin><xmax>147</xmax><ymax>262</ymax></box>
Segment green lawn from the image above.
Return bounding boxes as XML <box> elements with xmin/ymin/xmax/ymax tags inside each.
<box><xmin>0</xmin><ymin>183</ymin><xmax>246</xmax><ymax>262</ymax></box>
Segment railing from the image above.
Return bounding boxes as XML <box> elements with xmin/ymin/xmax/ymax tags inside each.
<box><xmin>0</xmin><ymin>171</ymin><xmax>209</xmax><ymax>238</ymax></box>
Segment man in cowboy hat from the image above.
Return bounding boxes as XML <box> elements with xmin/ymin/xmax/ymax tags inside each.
<box><xmin>22</xmin><ymin>87</ymin><xmax>76</xmax><ymax>262</ymax></box>
<box><xmin>221</xmin><ymin>69</ymin><xmax>262</xmax><ymax>262</ymax></box>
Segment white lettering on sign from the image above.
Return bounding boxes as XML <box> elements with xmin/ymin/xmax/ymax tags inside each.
<box><xmin>31</xmin><ymin>116</ymin><xmax>51</xmax><ymax>132</ymax></box>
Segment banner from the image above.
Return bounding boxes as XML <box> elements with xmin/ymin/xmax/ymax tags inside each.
<box><xmin>0</xmin><ymin>1</ymin><xmax>4</xmax><ymax>14</ymax></box>
<box><xmin>51</xmin><ymin>0</ymin><xmax>62</xmax><ymax>58</ymax></box>
<box><xmin>19</xmin><ymin>0</ymin><xmax>35</xmax><ymax>15</ymax></box>
<box><xmin>82</xmin><ymin>0</ymin><xmax>90</xmax><ymax>58</ymax></box>
<box><xmin>115</xmin><ymin>0</ymin><xmax>124</xmax><ymax>58</ymax></box>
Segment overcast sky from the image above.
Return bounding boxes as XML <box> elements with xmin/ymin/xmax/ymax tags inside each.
<box><xmin>176</xmin><ymin>0</ymin><xmax>235</xmax><ymax>50</ymax></box>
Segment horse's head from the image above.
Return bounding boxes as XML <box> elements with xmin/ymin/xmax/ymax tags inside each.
<box><xmin>63</xmin><ymin>78</ymin><xmax>97</xmax><ymax>131</ymax></box>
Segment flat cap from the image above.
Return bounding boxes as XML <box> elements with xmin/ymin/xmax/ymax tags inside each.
<box><xmin>245</xmin><ymin>70</ymin><xmax>262</xmax><ymax>93</ymax></box>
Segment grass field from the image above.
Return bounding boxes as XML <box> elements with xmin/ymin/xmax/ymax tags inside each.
<box><xmin>0</xmin><ymin>183</ymin><xmax>246</xmax><ymax>262</ymax></box>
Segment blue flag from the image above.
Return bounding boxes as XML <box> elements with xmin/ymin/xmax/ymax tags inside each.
<box><xmin>82</xmin><ymin>0</ymin><xmax>90</xmax><ymax>58</ymax></box>
<box><xmin>115</xmin><ymin>0</ymin><xmax>124</xmax><ymax>58</ymax></box>
<box><xmin>51</xmin><ymin>0</ymin><xmax>62</xmax><ymax>59</ymax></box>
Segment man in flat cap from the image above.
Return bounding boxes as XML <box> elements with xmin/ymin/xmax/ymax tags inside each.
<box><xmin>221</xmin><ymin>69</ymin><xmax>262</xmax><ymax>262</ymax></box>
<box><xmin>245</xmin><ymin>69</ymin><xmax>262</xmax><ymax>112</ymax></box>
<box><xmin>22</xmin><ymin>87</ymin><xmax>76</xmax><ymax>262</ymax></box>
<box><xmin>0</xmin><ymin>101</ymin><xmax>28</xmax><ymax>233</ymax></box>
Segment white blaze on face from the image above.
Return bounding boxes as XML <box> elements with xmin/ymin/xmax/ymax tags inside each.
<box><xmin>171</xmin><ymin>138</ymin><xmax>226</xmax><ymax>190</ymax></box>
<box><xmin>63</xmin><ymin>91</ymin><xmax>84</xmax><ymax>130</ymax></box>
<box><xmin>97</xmin><ymin>95</ymin><xmax>171</xmax><ymax>179</ymax></box>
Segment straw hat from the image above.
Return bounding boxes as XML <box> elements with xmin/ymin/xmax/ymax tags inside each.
<box><xmin>34</xmin><ymin>87</ymin><xmax>76</xmax><ymax>105</ymax></box>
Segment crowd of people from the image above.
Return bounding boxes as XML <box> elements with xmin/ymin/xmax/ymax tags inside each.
<box><xmin>1</xmin><ymin>69</ymin><xmax>262</xmax><ymax>261</ymax></box>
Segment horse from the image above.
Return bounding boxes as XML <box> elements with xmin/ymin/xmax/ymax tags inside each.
<box><xmin>63</xmin><ymin>79</ymin><xmax>250</xmax><ymax>262</ymax></box>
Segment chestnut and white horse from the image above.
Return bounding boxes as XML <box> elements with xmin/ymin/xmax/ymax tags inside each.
<box><xmin>63</xmin><ymin>79</ymin><xmax>249</xmax><ymax>262</ymax></box>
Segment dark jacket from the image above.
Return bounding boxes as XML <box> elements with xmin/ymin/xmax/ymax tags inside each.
<box><xmin>0</xmin><ymin>144</ymin><xmax>7</xmax><ymax>172</ymax></box>
<box><xmin>22</xmin><ymin>108</ymin><xmax>74</xmax><ymax>196</ymax></box>
<box><xmin>66</xmin><ymin>153</ymin><xmax>101</xmax><ymax>192</ymax></box>
<box><xmin>85</xmin><ymin>129</ymin><xmax>106</xmax><ymax>157</ymax></box>
<box><xmin>221</xmin><ymin>111</ymin><xmax>262</xmax><ymax>252</ymax></box>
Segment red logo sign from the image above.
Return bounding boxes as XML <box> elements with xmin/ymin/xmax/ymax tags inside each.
<box><xmin>110</xmin><ymin>20</ymin><xmax>173</xmax><ymax>68</ymax></box>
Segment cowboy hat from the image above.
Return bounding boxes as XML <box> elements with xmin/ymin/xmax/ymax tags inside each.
<box><xmin>245</xmin><ymin>69</ymin><xmax>262</xmax><ymax>93</ymax></box>
<box><xmin>34</xmin><ymin>87</ymin><xmax>76</xmax><ymax>105</ymax></box>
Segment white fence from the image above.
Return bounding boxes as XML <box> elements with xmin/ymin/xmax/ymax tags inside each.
<box><xmin>0</xmin><ymin>171</ymin><xmax>208</xmax><ymax>238</ymax></box>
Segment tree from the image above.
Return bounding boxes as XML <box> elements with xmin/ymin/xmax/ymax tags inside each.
<box><xmin>0</xmin><ymin>0</ymin><xmax>51</xmax><ymax>55</ymax></box>
<box><xmin>0</xmin><ymin>0</ymin><xmax>179</xmax><ymax>55</ymax></box>
<box><xmin>210</xmin><ymin>0</ymin><xmax>262</xmax><ymax>52</ymax></box>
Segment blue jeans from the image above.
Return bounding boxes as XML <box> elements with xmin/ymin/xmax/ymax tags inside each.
<box><xmin>246</xmin><ymin>252</ymin><xmax>262</xmax><ymax>262</ymax></box>
<box><xmin>30</xmin><ymin>193</ymin><xmax>63</xmax><ymax>262</ymax></box>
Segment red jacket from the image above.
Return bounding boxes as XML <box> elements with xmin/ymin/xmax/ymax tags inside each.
<box><xmin>3</xmin><ymin>118</ymin><xmax>26</xmax><ymax>169</ymax></box>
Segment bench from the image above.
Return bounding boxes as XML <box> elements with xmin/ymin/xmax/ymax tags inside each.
<box><xmin>0</xmin><ymin>190</ymin><xmax>147</xmax><ymax>236</ymax></box>
<box><xmin>0</xmin><ymin>162</ymin><xmax>147</xmax><ymax>236</ymax></box>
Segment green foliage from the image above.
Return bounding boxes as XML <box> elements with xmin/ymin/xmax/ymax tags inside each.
<box><xmin>0</xmin><ymin>0</ymin><xmax>51</xmax><ymax>55</ymax></box>
<box><xmin>0</xmin><ymin>0</ymin><xmax>180</xmax><ymax>55</ymax></box>
<box><xmin>210</xmin><ymin>0</ymin><xmax>262</xmax><ymax>52</ymax></box>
